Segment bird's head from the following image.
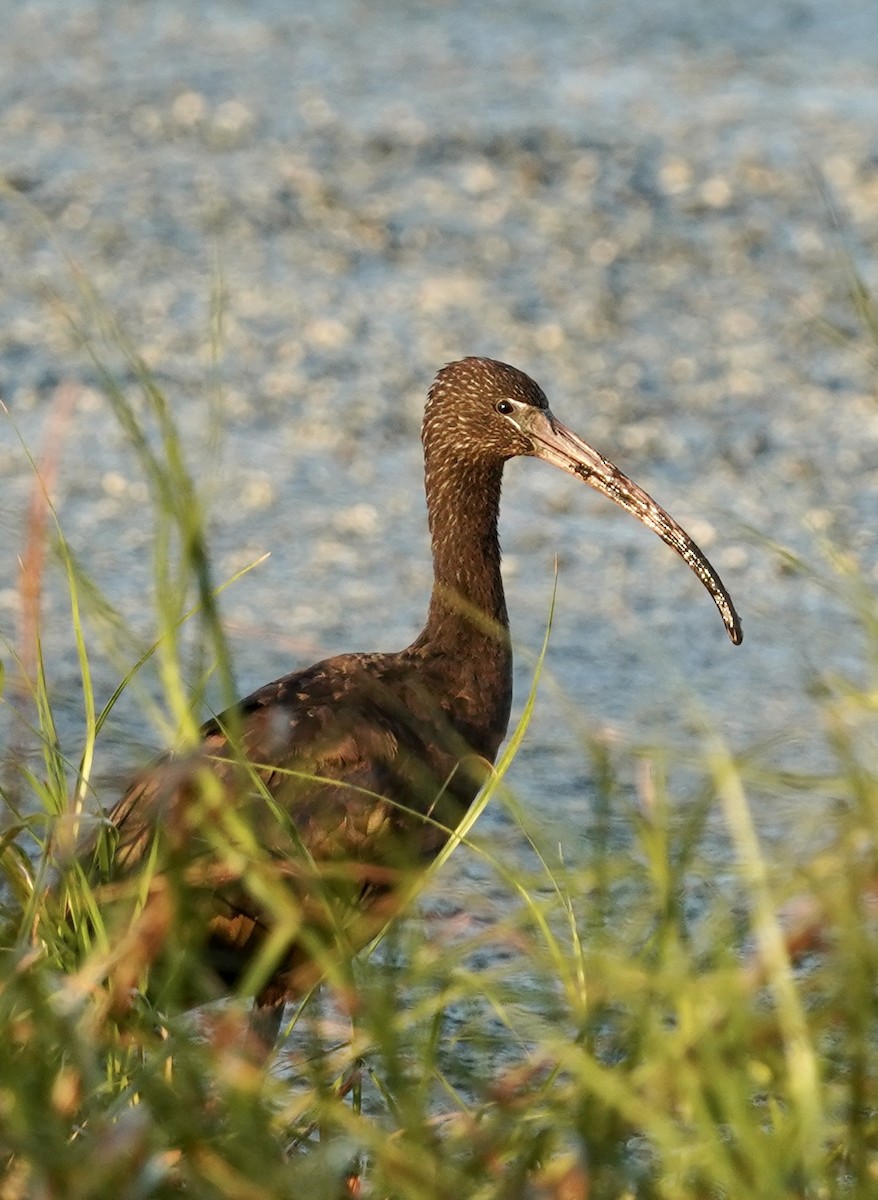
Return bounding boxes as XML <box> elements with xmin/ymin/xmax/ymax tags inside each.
<box><xmin>423</xmin><ymin>356</ymin><xmax>743</xmax><ymax>645</ymax></box>
<box><xmin>424</xmin><ymin>356</ymin><xmax>551</xmax><ymax>463</ymax></box>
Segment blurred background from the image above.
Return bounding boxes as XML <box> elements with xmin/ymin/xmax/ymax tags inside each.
<box><xmin>1</xmin><ymin>0</ymin><xmax>877</xmax><ymax>848</ymax></box>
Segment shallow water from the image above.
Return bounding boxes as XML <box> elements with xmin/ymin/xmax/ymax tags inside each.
<box><xmin>1</xmin><ymin>0</ymin><xmax>877</xmax><ymax>851</ymax></box>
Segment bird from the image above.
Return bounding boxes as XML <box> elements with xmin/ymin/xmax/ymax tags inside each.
<box><xmin>79</xmin><ymin>357</ymin><xmax>742</xmax><ymax>1054</ymax></box>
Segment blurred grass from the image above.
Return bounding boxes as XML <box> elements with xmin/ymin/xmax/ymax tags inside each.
<box><xmin>2</xmin><ymin>268</ymin><xmax>878</xmax><ymax>1199</ymax></box>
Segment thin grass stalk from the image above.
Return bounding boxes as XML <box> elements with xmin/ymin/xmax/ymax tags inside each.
<box><xmin>706</xmin><ymin>732</ymin><xmax>823</xmax><ymax>1167</ymax></box>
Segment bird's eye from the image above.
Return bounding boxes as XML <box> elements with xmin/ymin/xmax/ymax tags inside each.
<box><xmin>495</xmin><ymin>399</ymin><xmax>514</xmax><ymax>416</ymax></box>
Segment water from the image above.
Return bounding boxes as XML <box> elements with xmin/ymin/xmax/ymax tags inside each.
<box><xmin>1</xmin><ymin>0</ymin><xmax>877</xmax><ymax>848</ymax></box>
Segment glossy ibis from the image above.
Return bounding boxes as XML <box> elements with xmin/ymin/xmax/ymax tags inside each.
<box><xmin>83</xmin><ymin>357</ymin><xmax>742</xmax><ymax>1052</ymax></box>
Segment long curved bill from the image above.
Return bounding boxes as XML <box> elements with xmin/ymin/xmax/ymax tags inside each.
<box><xmin>519</xmin><ymin>406</ymin><xmax>743</xmax><ymax>645</ymax></box>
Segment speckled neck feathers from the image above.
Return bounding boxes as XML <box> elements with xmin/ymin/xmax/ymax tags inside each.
<box><xmin>404</xmin><ymin>367</ymin><xmax>514</xmax><ymax>761</ymax></box>
<box><xmin>421</xmin><ymin>451</ymin><xmax>508</xmax><ymax>648</ymax></box>
<box><xmin>412</xmin><ymin>364</ymin><xmax>513</xmax><ymax>655</ymax></box>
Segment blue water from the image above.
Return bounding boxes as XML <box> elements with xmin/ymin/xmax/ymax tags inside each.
<box><xmin>1</xmin><ymin>0</ymin><xmax>877</xmax><ymax>852</ymax></box>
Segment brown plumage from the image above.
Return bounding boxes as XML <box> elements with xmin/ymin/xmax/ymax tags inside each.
<box><xmin>83</xmin><ymin>357</ymin><xmax>742</xmax><ymax>1050</ymax></box>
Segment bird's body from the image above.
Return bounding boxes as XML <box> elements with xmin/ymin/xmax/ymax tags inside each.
<box><xmin>82</xmin><ymin>358</ymin><xmax>741</xmax><ymax>1048</ymax></box>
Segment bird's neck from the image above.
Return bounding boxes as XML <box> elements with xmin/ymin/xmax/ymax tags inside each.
<box><xmin>405</xmin><ymin>436</ymin><xmax>514</xmax><ymax>766</ymax></box>
<box><xmin>417</xmin><ymin>454</ymin><xmax>510</xmax><ymax>656</ymax></box>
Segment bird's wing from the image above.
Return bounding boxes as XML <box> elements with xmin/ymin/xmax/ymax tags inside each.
<box><xmin>93</xmin><ymin>650</ymin><xmax>475</xmax><ymax>881</ymax></box>
<box><xmin>76</xmin><ymin>651</ymin><xmax>494</xmax><ymax>1004</ymax></box>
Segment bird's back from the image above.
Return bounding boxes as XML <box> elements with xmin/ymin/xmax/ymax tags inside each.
<box><xmin>85</xmin><ymin>647</ymin><xmax>503</xmax><ymax>1007</ymax></box>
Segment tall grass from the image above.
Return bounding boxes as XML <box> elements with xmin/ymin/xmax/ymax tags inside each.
<box><xmin>2</xmin><ymin>276</ymin><xmax>878</xmax><ymax>1198</ymax></box>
